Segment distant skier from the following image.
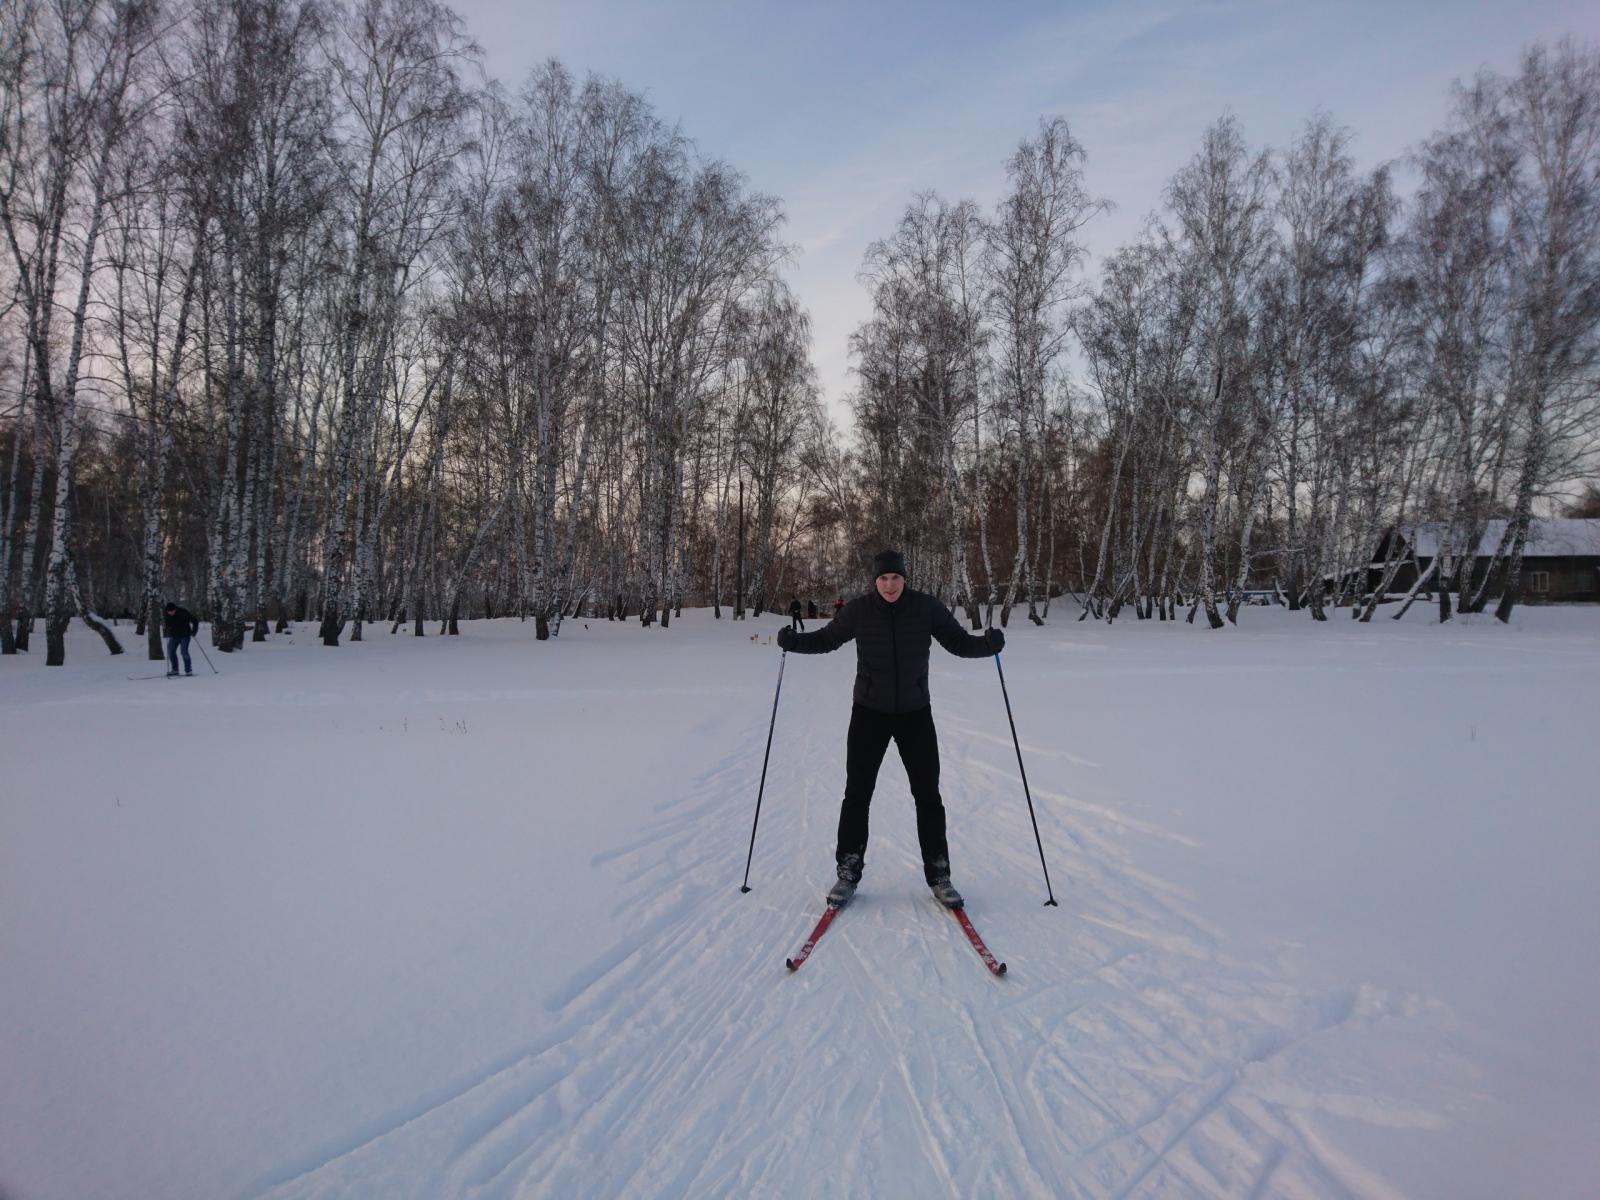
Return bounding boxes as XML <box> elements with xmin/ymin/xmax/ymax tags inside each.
<box><xmin>162</xmin><ymin>600</ymin><xmax>200</xmax><ymax>677</ymax></box>
<box><xmin>807</xmin><ymin>598</ymin><xmax>818</xmax><ymax>620</ymax></box>
<box><xmin>788</xmin><ymin>595</ymin><xmax>805</xmax><ymax>632</ymax></box>
<box><xmin>777</xmin><ymin>549</ymin><xmax>1002</xmax><ymax>910</ymax></box>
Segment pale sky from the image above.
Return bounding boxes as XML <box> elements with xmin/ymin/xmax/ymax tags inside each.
<box><xmin>449</xmin><ymin>0</ymin><xmax>1600</xmax><ymax>432</ymax></box>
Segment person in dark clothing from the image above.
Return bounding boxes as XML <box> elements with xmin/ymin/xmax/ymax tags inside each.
<box><xmin>807</xmin><ymin>599</ymin><xmax>818</xmax><ymax>620</ymax></box>
<box><xmin>777</xmin><ymin>548</ymin><xmax>1003</xmax><ymax>909</ymax></box>
<box><xmin>162</xmin><ymin>601</ymin><xmax>200</xmax><ymax>677</ymax></box>
<box><xmin>787</xmin><ymin>595</ymin><xmax>805</xmax><ymax>632</ymax></box>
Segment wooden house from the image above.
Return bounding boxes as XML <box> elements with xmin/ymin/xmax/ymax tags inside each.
<box><xmin>1369</xmin><ymin>519</ymin><xmax>1600</xmax><ymax>603</ymax></box>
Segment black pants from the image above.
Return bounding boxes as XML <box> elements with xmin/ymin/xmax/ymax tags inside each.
<box><xmin>837</xmin><ymin>704</ymin><xmax>950</xmax><ymax>885</ymax></box>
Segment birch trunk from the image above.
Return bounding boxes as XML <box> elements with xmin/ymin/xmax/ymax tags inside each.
<box><xmin>14</xmin><ymin>394</ymin><xmax>47</xmax><ymax>651</ymax></box>
<box><xmin>1392</xmin><ymin>556</ymin><xmax>1441</xmax><ymax>620</ymax></box>
<box><xmin>44</xmin><ymin>108</ymin><xmax>120</xmax><ymax>665</ymax></box>
<box><xmin>0</xmin><ymin>357</ymin><xmax>28</xmax><ymax>655</ymax></box>
<box><xmin>1493</xmin><ymin>412</ymin><xmax>1547</xmax><ymax>623</ymax></box>
<box><xmin>1196</xmin><ymin>369</ymin><xmax>1226</xmax><ymax>630</ymax></box>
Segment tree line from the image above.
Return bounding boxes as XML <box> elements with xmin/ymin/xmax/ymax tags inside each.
<box><xmin>847</xmin><ymin>41</ymin><xmax>1600</xmax><ymax>631</ymax></box>
<box><xmin>2</xmin><ymin>4</ymin><xmax>1596</xmax><ymax>667</ymax></box>
<box><xmin>1</xmin><ymin>0</ymin><xmax>830</xmax><ymax>666</ymax></box>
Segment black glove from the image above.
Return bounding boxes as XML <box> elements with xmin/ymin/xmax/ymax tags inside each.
<box><xmin>777</xmin><ymin>626</ymin><xmax>795</xmax><ymax>651</ymax></box>
<box><xmin>985</xmin><ymin>627</ymin><xmax>1005</xmax><ymax>653</ymax></box>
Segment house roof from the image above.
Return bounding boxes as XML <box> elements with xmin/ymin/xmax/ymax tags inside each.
<box><xmin>1405</xmin><ymin>519</ymin><xmax>1600</xmax><ymax>559</ymax></box>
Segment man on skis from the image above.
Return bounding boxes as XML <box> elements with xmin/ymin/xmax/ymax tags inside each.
<box><xmin>777</xmin><ymin>549</ymin><xmax>1002</xmax><ymax>910</ymax></box>
<box><xmin>162</xmin><ymin>600</ymin><xmax>200</xmax><ymax>677</ymax></box>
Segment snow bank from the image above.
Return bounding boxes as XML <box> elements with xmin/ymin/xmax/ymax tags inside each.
<box><xmin>2</xmin><ymin>607</ymin><xmax>1596</xmax><ymax>1198</ymax></box>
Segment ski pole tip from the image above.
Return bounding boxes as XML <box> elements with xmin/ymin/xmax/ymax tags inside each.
<box><xmin>1044</xmin><ymin>898</ymin><xmax>1059</xmax><ymax>907</ymax></box>
<box><xmin>740</xmin><ymin>885</ymin><xmax>752</xmax><ymax>894</ymax></box>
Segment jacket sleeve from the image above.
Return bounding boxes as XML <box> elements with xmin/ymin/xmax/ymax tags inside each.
<box><xmin>931</xmin><ymin>598</ymin><xmax>992</xmax><ymax>658</ymax></box>
<box><xmin>788</xmin><ymin>600</ymin><xmax>856</xmax><ymax>654</ymax></box>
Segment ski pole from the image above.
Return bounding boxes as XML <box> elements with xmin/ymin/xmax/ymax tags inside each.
<box><xmin>995</xmin><ymin>652</ymin><xmax>1058</xmax><ymax>906</ymax></box>
<box><xmin>196</xmin><ymin>632</ymin><xmax>218</xmax><ymax>675</ymax></box>
<box><xmin>740</xmin><ymin>649</ymin><xmax>787</xmax><ymax>893</ymax></box>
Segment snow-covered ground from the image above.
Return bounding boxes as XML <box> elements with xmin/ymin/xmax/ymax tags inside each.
<box><xmin>3</xmin><ymin>605</ymin><xmax>1596</xmax><ymax>1200</ymax></box>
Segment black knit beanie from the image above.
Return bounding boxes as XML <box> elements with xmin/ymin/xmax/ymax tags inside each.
<box><xmin>871</xmin><ymin>548</ymin><xmax>907</xmax><ymax>580</ymax></box>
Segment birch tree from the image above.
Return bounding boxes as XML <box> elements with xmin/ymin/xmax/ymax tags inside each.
<box><xmin>852</xmin><ymin>193</ymin><xmax>984</xmax><ymax>598</ymax></box>
<box><xmin>1163</xmin><ymin>117</ymin><xmax>1275</xmax><ymax>629</ymax></box>
<box><xmin>10</xmin><ymin>0</ymin><xmax>155</xmax><ymax>664</ymax></box>
<box><xmin>987</xmin><ymin>117</ymin><xmax>1103</xmax><ymax>626</ymax></box>
<box><xmin>734</xmin><ymin>281</ymin><xmax>818</xmax><ymax>614</ymax></box>
<box><xmin>1490</xmin><ymin>42</ymin><xmax>1600</xmax><ymax>621</ymax></box>
<box><xmin>318</xmin><ymin>0</ymin><xmax>472</xmax><ymax>646</ymax></box>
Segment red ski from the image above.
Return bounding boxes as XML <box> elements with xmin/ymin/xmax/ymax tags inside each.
<box><xmin>950</xmin><ymin>907</ymin><xmax>1007</xmax><ymax>975</ymax></box>
<box><xmin>785</xmin><ymin>904</ymin><xmax>841</xmax><ymax>971</ymax></box>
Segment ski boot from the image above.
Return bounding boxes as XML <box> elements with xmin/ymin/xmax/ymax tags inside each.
<box><xmin>929</xmin><ymin>875</ymin><xmax>964</xmax><ymax>910</ymax></box>
<box><xmin>826</xmin><ymin>853</ymin><xmax>863</xmax><ymax>908</ymax></box>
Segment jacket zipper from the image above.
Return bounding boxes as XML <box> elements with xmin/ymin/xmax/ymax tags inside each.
<box><xmin>890</xmin><ymin>603</ymin><xmax>900</xmax><ymax>712</ymax></box>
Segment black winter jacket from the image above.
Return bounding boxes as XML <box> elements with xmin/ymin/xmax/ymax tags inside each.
<box><xmin>162</xmin><ymin>605</ymin><xmax>199</xmax><ymax>638</ymax></box>
<box><xmin>787</xmin><ymin>588</ymin><xmax>992</xmax><ymax>713</ymax></box>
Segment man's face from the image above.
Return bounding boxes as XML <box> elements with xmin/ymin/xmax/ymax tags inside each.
<box><xmin>875</xmin><ymin>573</ymin><xmax>905</xmax><ymax>603</ymax></box>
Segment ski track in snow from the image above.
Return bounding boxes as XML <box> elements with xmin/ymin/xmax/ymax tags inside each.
<box><xmin>253</xmin><ymin>657</ymin><xmax>1464</xmax><ymax>1200</ymax></box>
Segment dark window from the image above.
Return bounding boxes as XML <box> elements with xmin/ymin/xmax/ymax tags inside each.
<box><xmin>1530</xmin><ymin>571</ymin><xmax>1550</xmax><ymax>593</ymax></box>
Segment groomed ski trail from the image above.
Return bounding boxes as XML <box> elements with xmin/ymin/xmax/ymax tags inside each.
<box><xmin>257</xmin><ymin>646</ymin><xmax>1463</xmax><ymax>1200</ymax></box>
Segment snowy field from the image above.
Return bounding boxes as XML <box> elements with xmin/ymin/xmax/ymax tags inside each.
<box><xmin>2</xmin><ymin>605</ymin><xmax>1597</xmax><ymax>1200</ymax></box>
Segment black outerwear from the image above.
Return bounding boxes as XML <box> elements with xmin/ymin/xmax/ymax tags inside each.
<box><xmin>162</xmin><ymin>606</ymin><xmax>199</xmax><ymax>639</ymax></box>
<box><xmin>786</xmin><ymin>587</ymin><xmax>991</xmax><ymax>714</ymax></box>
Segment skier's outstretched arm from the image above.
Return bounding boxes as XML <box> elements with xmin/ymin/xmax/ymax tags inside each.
<box><xmin>932</xmin><ymin>599</ymin><xmax>1001</xmax><ymax>658</ymax></box>
<box><xmin>780</xmin><ymin>602</ymin><xmax>856</xmax><ymax>653</ymax></box>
